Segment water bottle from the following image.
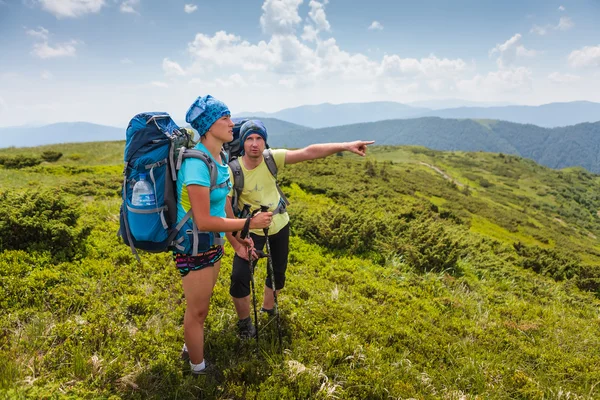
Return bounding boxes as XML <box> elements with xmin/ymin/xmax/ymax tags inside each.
<box><xmin>131</xmin><ymin>173</ymin><xmax>156</xmax><ymax>206</ymax></box>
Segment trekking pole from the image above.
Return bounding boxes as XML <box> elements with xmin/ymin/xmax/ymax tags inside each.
<box><xmin>260</xmin><ymin>205</ymin><xmax>282</xmax><ymax>351</ymax></box>
<box><xmin>247</xmin><ymin>246</ymin><xmax>260</xmax><ymax>349</ymax></box>
<box><xmin>240</xmin><ymin>205</ymin><xmax>260</xmax><ymax>349</ymax></box>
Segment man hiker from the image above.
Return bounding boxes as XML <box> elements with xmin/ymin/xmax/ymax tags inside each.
<box><xmin>225</xmin><ymin>119</ymin><xmax>374</xmax><ymax>338</ymax></box>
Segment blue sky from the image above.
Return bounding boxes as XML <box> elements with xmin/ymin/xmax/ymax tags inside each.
<box><xmin>0</xmin><ymin>0</ymin><xmax>599</xmax><ymax>127</ymax></box>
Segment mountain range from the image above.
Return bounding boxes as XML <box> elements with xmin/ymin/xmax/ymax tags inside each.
<box><xmin>238</xmin><ymin>100</ymin><xmax>600</xmax><ymax>128</ymax></box>
<box><xmin>3</xmin><ymin>100</ymin><xmax>600</xmax><ymax>172</ymax></box>
<box><xmin>264</xmin><ymin>118</ymin><xmax>600</xmax><ymax>173</ymax></box>
<box><xmin>0</xmin><ymin>117</ymin><xmax>306</xmax><ymax>149</ymax></box>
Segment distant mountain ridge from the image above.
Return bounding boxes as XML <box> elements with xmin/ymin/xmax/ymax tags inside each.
<box><xmin>239</xmin><ymin>100</ymin><xmax>600</xmax><ymax>128</ymax></box>
<box><xmin>0</xmin><ymin>118</ymin><xmax>312</xmax><ymax>148</ymax></box>
<box><xmin>4</xmin><ymin>115</ymin><xmax>600</xmax><ymax>173</ymax></box>
<box><xmin>236</xmin><ymin>101</ymin><xmax>429</xmax><ymax>128</ymax></box>
<box><xmin>265</xmin><ymin>117</ymin><xmax>600</xmax><ymax>173</ymax></box>
<box><xmin>421</xmin><ymin>101</ymin><xmax>600</xmax><ymax>128</ymax></box>
<box><xmin>0</xmin><ymin>122</ymin><xmax>125</xmax><ymax>148</ymax></box>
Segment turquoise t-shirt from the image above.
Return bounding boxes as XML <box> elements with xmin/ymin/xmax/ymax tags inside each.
<box><xmin>176</xmin><ymin>143</ymin><xmax>231</xmax><ymax>239</ymax></box>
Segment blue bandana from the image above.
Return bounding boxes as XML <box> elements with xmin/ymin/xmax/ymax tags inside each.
<box><xmin>240</xmin><ymin>120</ymin><xmax>268</xmax><ymax>154</ymax></box>
<box><xmin>185</xmin><ymin>95</ymin><xmax>230</xmax><ymax>137</ymax></box>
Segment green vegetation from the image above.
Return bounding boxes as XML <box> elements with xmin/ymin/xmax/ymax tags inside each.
<box><xmin>1</xmin><ymin>141</ymin><xmax>600</xmax><ymax>399</ymax></box>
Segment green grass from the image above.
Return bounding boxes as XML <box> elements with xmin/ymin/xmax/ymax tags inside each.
<box><xmin>1</xmin><ymin>141</ymin><xmax>600</xmax><ymax>399</ymax></box>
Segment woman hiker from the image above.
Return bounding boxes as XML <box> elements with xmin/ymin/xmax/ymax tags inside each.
<box><xmin>176</xmin><ymin>96</ymin><xmax>271</xmax><ymax>374</ymax></box>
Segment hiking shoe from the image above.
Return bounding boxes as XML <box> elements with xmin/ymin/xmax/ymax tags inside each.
<box><xmin>260</xmin><ymin>307</ymin><xmax>275</xmax><ymax>317</ymax></box>
<box><xmin>180</xmin><ymin>343</ymin><xmax>189</xmax><ymax>362</ymax></box>
<box><xmin>237</xmin><ymin>317</ymin><xmax>257</xmax><ymax>339</ymax></box>
<box><xmin>190</xmin><ymin>359</ymin><xmax>213</xmax><ymax>376</ymax></box>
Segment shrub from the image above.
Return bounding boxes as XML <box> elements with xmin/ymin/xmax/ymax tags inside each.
<box><xmin>0</xmin><ymin>190</ymin><xmax>91</xmax><ymax>261</ymax></box>
<box><xmin>390</xmin><ymin>218</ymin><xmax>468</xmax><ymax>274</ymax></box>
<box><xmin>513</xmin><ymin>242</ymin><xmax>580</xmax><ymax>281</ymax></box>
<box><xmin>41</xmin><ymin>151</ymin><xmax>63</xmax><ymax>162</ymax></box>
<box><xmin>0</xmin><ymin>156</ymin><xmax>42</xmax><ymax>169</ymax></box>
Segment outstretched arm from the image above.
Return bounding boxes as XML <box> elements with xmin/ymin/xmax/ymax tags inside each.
<box><xmin>285</xmin><ymin>140</ymin><xmax>375</xmax><ymax>165</ymax></box>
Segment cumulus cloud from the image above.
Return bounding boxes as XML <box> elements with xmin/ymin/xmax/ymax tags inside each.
<box><xmin>41</xmin><ymin>70</ymin><xmax>53</xmax><ymax>80</ymax></box>
<box><xmin>558</xmin><ymin>5</ymin><xmax>565</xmax><ymax>11</ymax></box>
<box><xmin>260</xmin><ymin>0</ymin><xmax>303</xmax><ymax>36</ymax></box>
<box><xmin>568</xmin><ymin>45</ymin><xmax>600</xmax><ymax>68</ymax></box>
<box><xmin>368</xmin><ymin>21</ymin><xmax>383</xmax><ymax>31</ymax></box>
<box><xmin>489</xmin><ymin>33</ymin><xmax>538</xmax><ymax>68</ymax></box>
<box><xmin>307</xmin><ymin>0</ymin><xmax>330</xmax><ymax>32</ymax></box>
<box><xmin>162</xmin><ymin>58</ymin><xmax>186</xmax><ymax>76</ymax></box>
<box><xmin>38</xmin><ymin>0</ymin><xmax>105</xmax><ymax>18</ymax></box>
<box><xmin>184</xmin><ymin>4</ymin><xmax>197</xmax><ymax>13</ymax></box>
<box><xmin>120</xmin><ymin>0</ymin><xmax>139</xmax><ymax>14</ymax></box>
<box><xmin>188</xmin><ymin>31</ymin><xmax>279</xmax><ymax>72</ymax></box>
<box><xmin>27</xmin><ymin>27</ymin><xmax>79</xmax><ymax>59</ymax></box>
<box><xmin>301</xmin><ymin>25</ymin><xmax>318</xmax><ymax>42</ymax></box>
<box><xmin>548</xmin><ymin>72</ymin><xmax>580</xmax><ymax>83</ymax></box>
<box><xmin>166</xmin><ymin>0</ymin><xmax>491</xmax><ymax>103</ymax></box>
<box><xmin>121</xmin><ymin>58</ymin><xmax>133</xmax><ymax>64</ymax></box>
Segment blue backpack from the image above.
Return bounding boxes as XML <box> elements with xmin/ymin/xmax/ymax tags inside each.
<box><xmin>118</xmin><ymin>112</ymin><xmax>226</xmax><ymax>260</ymax></box>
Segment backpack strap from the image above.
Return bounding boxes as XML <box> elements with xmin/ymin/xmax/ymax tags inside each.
<box><xmin>263</xmin><ymin>149</ymin><xmax>290</xmax><ymax>215</ymax></box>
<box><xmin>229</xmin><ymin>157</ymin><xmax>245</xmax><ymax>217</ymax></box>
<box><xmin>171</xmin><ymin>147</ymin><xmax>229</xmax><ymax>255</ymax></box>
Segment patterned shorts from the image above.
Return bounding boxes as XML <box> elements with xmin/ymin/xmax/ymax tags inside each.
<box><xmin>174</xmin><ymin>246</ymin><xmax>224</xmax><ymax>277</ymax></box>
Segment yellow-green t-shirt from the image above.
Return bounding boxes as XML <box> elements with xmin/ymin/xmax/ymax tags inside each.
<box><xmin>228</xmin><ymin>149</ymin><xmax>289</xmax><ymax>236</ymax></box>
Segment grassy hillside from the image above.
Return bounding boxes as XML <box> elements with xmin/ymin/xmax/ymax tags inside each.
<box><xmin>1</xmin><ymin>142</ymin><xmax>599</xmax><ymax>399</ymax></box>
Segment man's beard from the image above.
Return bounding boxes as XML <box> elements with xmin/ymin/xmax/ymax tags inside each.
<box><xmin>246</xmin><ymin>152</ymin><xmax>262</xmax><ymax>160</ymax></box>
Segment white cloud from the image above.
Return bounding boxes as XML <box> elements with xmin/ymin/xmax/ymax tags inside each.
<box><xmin>548</xmin><ymin>72</ymin><xmax>580</xmax><ymax>83</ymax></box>
<box><xmin>150</xmin><ymin>81</ymin><xmax>169</xmax><ymax>88</ymax></box>
<box><xmin>27</xmin><ymin>27</ymin><xmax>79</xmax><ymax>59</ymax></box>
<box><xmin>457</xmin><ymin>67</ymin><xmax>533</xmax><ymax>96</ymax></box>
<box><xmin>307</xmin><ymin>0</ymin><xmax>330</xmax><ymax>32</ymax></box>
<box><xmin>120</xmin><ymin>0</ymin><xmax>139</xmax><ymax>14</ymax></box>
<box><xmin>41</xmin><ymin>70</ymin><xmax>53</xmax><ymax>80</ymax></box>
<box><xmin>38</xmin><ymin>0</ymin><xmax>105</xmax><ymax>18</ymax></box>
<box><xmin>530</xmin><ymin>25</ymin><xmax>547</xmax><ymax>36</ymax></box>
<box><xmin>557</xmin><ymin>16</ymin><xmax>574</xmax><ymax>31</ymax></box>
<box><xmin>379</xmin><ymin>54</ymin><xmax>467</xmax><ymax>78</ymax></box>
<box><xmin>301</xmin><ymin>25</ymin><xmax>318</xmax><ymax>42</ymax></box>
<box><xmin>260</xmin><ymin>0</ymin><xmax>303</xmax><ymax>36</ymax></box>
<box><xmin>489</xmin><ymin>33</ymin><xmax>538</xmax><ymax>68</ymax></box>
<box><xmin>568</xmin><ymin>45</ymin><xmax>600</xmax><ymax>68</ymax></box>
<box><xmin>26</xmin><ymin>27</ymin><xmax>49</xmax><ymax>40</ymax></box>
<box><xmin>216</xmin><ymin>73</ymin><xmax>248</xmax><ymax>88</ymax></box>
<box><xmin>368</xmin><ymin>21</ymin><xmax>383</xmax><ymax>31</ymax></box>
<box><xmin>32</xmin><ymin>40</ymin><xmax>78</xmax><ymax>58</ymax></box>
<box><xmin>184</xmin><ymin>4</ymin><xmax>197</xmax><ymax>13</ymax></box>
<box><xmin>531</xmin><ymin>16</ymin><xmax>574</xmax><ymax>35</ymax></box>
<box><xmin>188</xmin><ymin>31</ymin><xmax>280</xmax><ymax>72</ymax></box>
<box><xmin>558</xmin><ymin>5</ymin><xmax>565</xmax><ymax>11</ymax></box>
<box><xmin>162</xmin><ymin>58</ymin><xmax>186</xmax><ymax>76</ymax></box>
<box><xmin>120</xmin><ymin>58</ymin><xmax>133</xmax><ymax>64</ymax></box>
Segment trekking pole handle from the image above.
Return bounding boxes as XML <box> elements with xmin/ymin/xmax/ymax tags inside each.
<box><xmin>260</xmin><ymin>205</ymin><xmax>270</xmax><ymax>235</ymax></box>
